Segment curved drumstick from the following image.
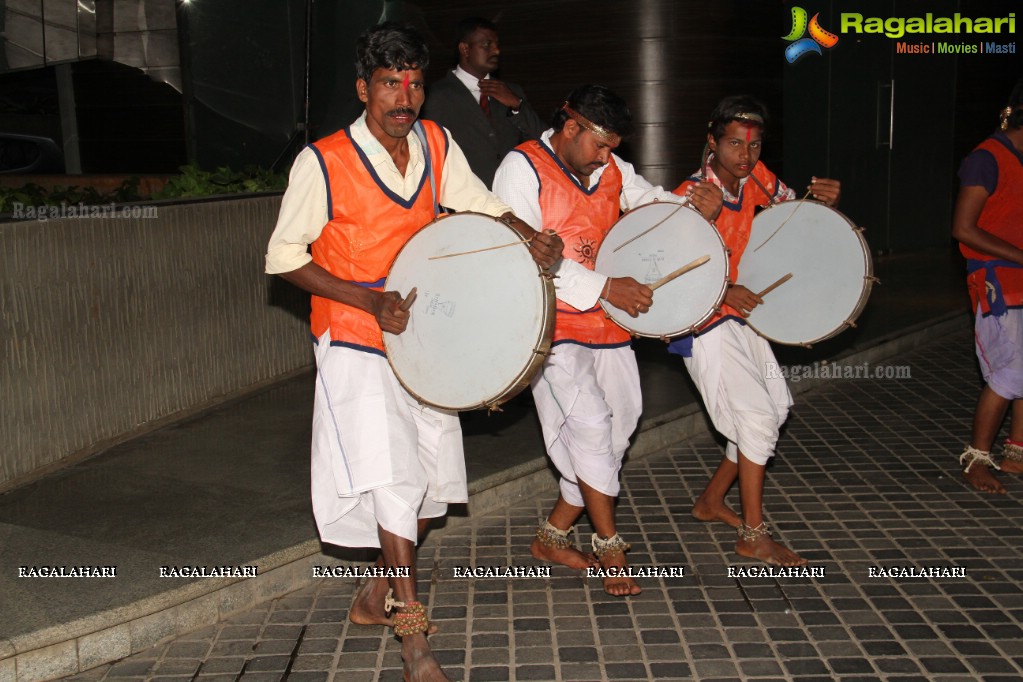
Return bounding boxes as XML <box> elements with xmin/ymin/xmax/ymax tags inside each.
<box><xmin>612</xmin><ymin>198</ymin><xmax>689</xmax><ymax>253</ymax></box>
<box><xmin>399</xmin><ymin>287</ymin><xmax>418</xmax><ymax>311</ymax></box>
<box><xmin>649</xmin><ymin>255</ymin><xmax>710</xmax><ymax>292</ymax></box>
<box><xmin>756</xmin><ymin>273</ymin><xmax>792</xmax><ymax>298</ymax></box>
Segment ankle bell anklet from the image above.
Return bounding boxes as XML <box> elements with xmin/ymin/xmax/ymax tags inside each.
<box><xmin>535</xmin><ymin>520</ymin><xmax>574</xmax><ymax>550</ymax></box>
<box><xmin>737</xmin><ymin>522</ymin><xmax>772</xmax><ymax>542</ymax></box>
<box><xmin>960</xmin><ymin>445</ymin><xmax>1000</xmax><ymax>472</ymax></box>
<box><xmin>591</xmin><ymin>533</ymin><xmax>630</xmax><ymax>559</ymax></box>
<box><xmin>391</xmin><ymin>601</ymin><xmax>428</xmax><ymax>637</ymax></box>
<box><xmin>384</xmin><ymin>589</ymin><xmax>429</xmax><ymax>637</ymax></box>
<box><xmin>1002</xmin><ymin>441</ymin><xmax>1023</xmax><ymax>464</ymax></box>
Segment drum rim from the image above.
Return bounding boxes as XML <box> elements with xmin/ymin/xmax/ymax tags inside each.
<box><xmin>596</xmin><ymin>201</ymin><xmax>731</xmax><ymax>338</ymax></box>
<box><xmin>383</xmin><ymin>211</ymin><xmax>556</xmax><ymax>411</ymax></box>
<box><xmin>743</xmin><ymin>200</ymin><xmax>874</xmax><ymax>347</ymax></box>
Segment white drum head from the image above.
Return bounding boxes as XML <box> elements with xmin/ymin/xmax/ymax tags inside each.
<box><xmin>739</xmin><ymin>200</ymin><xmax>873</xmax><ymax>346</ymax></box>
<box><xmin>595</xmin><ymin>202</ymin><xmax>729</xmax><ymax>337</ymax></box>
<box><xmin>384</xmin><ymin>213</ymin><xmax>553</xmax><ymax>411</ymax></box>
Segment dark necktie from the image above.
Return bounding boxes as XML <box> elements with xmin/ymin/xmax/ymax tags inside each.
<box><xmin>479</xmin><ymin>91</ymin><xmax>491</xmax><ymax>117</ymax></box>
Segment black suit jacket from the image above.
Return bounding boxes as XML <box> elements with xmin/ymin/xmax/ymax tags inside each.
<box><xmin>422</xmin><ymin>70</ymin><xmax>545</xmax><ymax>189</ymax></box>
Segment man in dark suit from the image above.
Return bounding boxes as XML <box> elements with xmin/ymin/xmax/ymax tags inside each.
<box><xmin>422</xmin><ymin>17</ymin><xmax>544</xmax><ymax>188</ymax></box>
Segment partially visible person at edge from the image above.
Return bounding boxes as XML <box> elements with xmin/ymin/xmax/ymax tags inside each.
<box><xmin>953</xmin><ymin>77</ymin><xmax>1023</xmax><ymax>495</ymax></box>
<box><xmin>421</xmin><ymin>16</ymin><xmax>544</xmax><ymax>188</ymax></box>
<box><xmin>668</xmin><ymin>95</ymin><xmax>840</xmax><ymax>567</ymax></box>
<box><xmin>493</xmin><ymin>84</ymin><xmax>722</xmax><ymax>596</ymax></box>
<box><xmin>264</xmin><ymin>22</ymin><xmax>562</xmax><ymax>682</ymax></box>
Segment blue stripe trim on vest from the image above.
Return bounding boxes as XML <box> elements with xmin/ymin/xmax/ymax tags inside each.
<box><xmin>306</xmin><ymin>144</ymin><xmax>333</xmax><ymax>218</ymax></box>
<box><xmin>551</xmin><ymin>339</ymin><xmax>632</xmax><ymax>350</ymax></box>
<box><xmin>510</xmin><ymin>149</ymin><xmax>542</xmax><ymax>197</ymax></box>
<box><xmin>327</xmin><ymin>340</ymin><xmax>387</xmax><ymax>357</ymax></box>
<box><xmin>536</xmin><ymin>141</ymin><xmax>605</xmax><ymax>196</ymax></box>
<box><xmin>343</xmin><ymin>125</ymin><xmax>429</xmax><ymax>210</ymax></box>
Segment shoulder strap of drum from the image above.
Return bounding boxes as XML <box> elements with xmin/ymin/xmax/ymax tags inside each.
<box><xmin>413</xmin><ymin>121</ymin><xmax>440</xmax><ymax>217</ymax></box>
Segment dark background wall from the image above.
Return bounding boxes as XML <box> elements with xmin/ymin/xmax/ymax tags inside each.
<box><xmin>2</xmin><ymin>0</ymin><xmax>1019</xmax><ymax>253</ymax></box>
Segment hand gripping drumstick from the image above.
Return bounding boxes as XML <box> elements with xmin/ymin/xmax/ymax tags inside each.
<box><xmin>649</xmin><ymin>255</ymin><xmax>711</xmax><ymax>292</ymax></box>
<box><xmin>399</xmin><ymin>287</ymin><xmax>418</xmax><ymax>311</ymax></box>
<box><xmin>755</xmin><ymin>273</ymin><xmax>792</xmax><ymax>298</ymax></box>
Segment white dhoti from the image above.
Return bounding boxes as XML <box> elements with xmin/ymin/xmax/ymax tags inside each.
<box><xmin>310</xmin><ymin>336</ymin><xmax>466</xmax><ymax>548</ymax></box>
<box><xmin>530</xmin><ymin>343</ymin><xmax>642</xmax><ymax>507</ymax></box>
<box><xmin>683</xmin><ymin>320</ymin><xmax>792</xmax><ymax>465</ymax></box>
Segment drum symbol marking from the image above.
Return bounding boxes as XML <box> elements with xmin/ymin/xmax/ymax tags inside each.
<box><xmin>426</xmin><ymin>294</ymin><xmax>456</xmax><ymax>318</ymax></box>
<box><xmin>641</xmin><ymin>253</ymin><xmax>664</xmax><ymax>285</ymax></box>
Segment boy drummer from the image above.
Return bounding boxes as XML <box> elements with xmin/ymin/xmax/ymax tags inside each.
<box><xmin>669</xmin><ymin>95</ymin><xmax>840</xmax><ymax>566</ymax></box>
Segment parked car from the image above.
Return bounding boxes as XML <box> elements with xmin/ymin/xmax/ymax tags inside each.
<box><xmin>0</xmin><ymin>133</ymin><xmax>64</xmax><ymax>173</ymax></box>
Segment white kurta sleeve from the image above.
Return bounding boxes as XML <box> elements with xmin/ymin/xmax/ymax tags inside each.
<box><xmin>265</xmin><ymin>148</ymin><xmax>330</xmax><ymax>274</ymax></box>
<box><xmin>615</xmin><ymin>154</ymin><xmax>687</xmax><ymax>212</ymax></box>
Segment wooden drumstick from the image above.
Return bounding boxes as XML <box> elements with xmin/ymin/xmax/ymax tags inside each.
<box><xmin>756</xmin><ymin>273</ymin><xmax>792</xmax><ymax>298</ymax></box>
<box><xmin>399</xmin><ymin>287</ymin><xmax>418</xmax><ymax>311</ymax></box>
<box><xmin>649</xmin><ymin>255</ymin><xmax>711</xmax><ymax>291</ymax></box>
<box><xmin>612</xmin><ymin>199</ymin><xmax>689</xmax><ymax>253</ymax></box>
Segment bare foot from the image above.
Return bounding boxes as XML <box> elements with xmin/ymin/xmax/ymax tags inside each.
<box><xmin>736</xmin><ymin>534</ymin><xmax>806</xmax><ymax>567</ymax></box>
<box><xmin>596</xmin><ymin>550</ymin><xmax>641</xmax><ymax>597</ymax></box>
<box><xmin>964</xmin><ymin>464</ymin><xmax>1006</xmax><ymax>494</ymax></box>
<box><xmin>349</xmin><ymin>576</ymin><xmax>390</xmax><ymax>626</ymax></box>
<box><xmin>401</xmin><ymin>633</ymin><xmax>449</xmax><ymax>682</ymax></box>
<box><xmin>691</xmin><ymin>494</ymin><xmax>742</xmax><ymax>528</ymax></box>
<box><xmin>350</xmin><ymin>578</ymin><xmax>438</xmax><ymax>635</ymax></box>
<box><xmin>999</xmin><ymin>458</ymin><xmax>1023</xmax><ymax>476</ymax></box>
<box><xmin>531</xmin><ymin>537</ymin><xmax>598</xmax><ymax>570</ymax></box>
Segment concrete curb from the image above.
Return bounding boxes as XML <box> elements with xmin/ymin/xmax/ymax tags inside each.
<box><xmin>2</xmin><ymin>311</ymin><xmax>970</xmax><ymax>681</ymax></box>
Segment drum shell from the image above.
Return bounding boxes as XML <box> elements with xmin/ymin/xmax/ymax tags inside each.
<box><xmin>383</xmin><ymin>213</ymin><xmax>555</xmax><ymax>411</ymax></box>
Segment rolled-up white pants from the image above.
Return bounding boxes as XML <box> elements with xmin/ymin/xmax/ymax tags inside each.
<box><xmin>530</xmin><ymin>343</ymin><xmax>642</xmax><ymax>507</ymax></box>
<box><xmin>311</xmin><ymin>336</ymin><xmax>466</xmax><ymax>548</ymax></box>
<box><xmin>683</xmin><ymin>321</ymin><xmax>792</xmax><ymax>465</ymax></box>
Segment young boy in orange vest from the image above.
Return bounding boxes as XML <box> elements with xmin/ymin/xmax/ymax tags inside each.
<box><xmin>669</xmin><ymin>95</ymin><xmax>840</xmax><ymax>566</ymax></box>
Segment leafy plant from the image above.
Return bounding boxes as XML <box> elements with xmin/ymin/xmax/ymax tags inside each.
<box><xmin>153</xmin><ymin>165</ymin><xmax>286</xmax><ymax>199</ymax></box>
<box><xmin>0</xmin><ymin>164</ymin><xmax>285</xmax><ymax>215</ymax></box>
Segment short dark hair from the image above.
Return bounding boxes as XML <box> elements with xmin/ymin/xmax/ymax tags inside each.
<box><xmin>552</xmin><ymin>85</ymin><xmax>635</xmax><ymax>139</ymax></box>
<box><xmin>707</xmin><ymin>95</ymin><xmax>768</xmax><ymax>140</ymax></box>
<box><xmin>355</xmin><ymin>22</ymin><xmax>429</xmax><ymax>82</ymax></box>
<box><xmin>1006</xmin><ymin>77</ymin><xmax>1023</xmax><ymax>130</ymax></box>
<box><xmin>455</xmin><ymin>16</ymin><xmax>497</xmax><ymax>47</ymax></box>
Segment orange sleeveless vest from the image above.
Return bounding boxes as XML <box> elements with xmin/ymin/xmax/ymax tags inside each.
<box><xmin>960</xmin><ymin>136</ymin><xmax>1023</xmax><ymax>315</ymax></box>
<box><xmin>674</xmin><ymin>162</ymin><xmax>784</xmax><ymax>330</ymax></box>
<box><xmin>307</xmin><ymin>120</ymin><xmax>447</xmax><ymax>352</ymax></box>
<box><xmin>514</xmin><ymin>141</ymin><xmax>630</xmax><ymax>346</ymax></box>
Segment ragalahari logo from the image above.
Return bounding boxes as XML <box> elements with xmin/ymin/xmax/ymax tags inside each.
<box><xmin>782</xmin><ymin>7</ymin><xmax>839</xmax><ymax>63</ymax></box>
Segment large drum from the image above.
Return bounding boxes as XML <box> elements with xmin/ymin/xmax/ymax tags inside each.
<box><xmin>739</xmin><ymin>200</ymin><xmax>874</xmax><ymax>346</ymax></box>
<box><xmin>383</xmin><ymin>213</ymin><xmax>555</xmax><ymax>411</ymax></box>
<box><xmin>595</xmin><ymin>202</ymin><xmax>729</xmax><ymax>338</ymax></box>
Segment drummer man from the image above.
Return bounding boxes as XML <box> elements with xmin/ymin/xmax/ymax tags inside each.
<box><xmin>264</xmin><ymin>22</ymin><xmax>561</xmax><ymax>682</ymax></box>
<box><xmin>669</xmin><ymin>95</ymin><xmax>840</xmax><ymax>566</ymax></box>
<box><xmin>493</xmin><ymin>84</ymin><xmax>722</xmax><ymax>596</ymax></box>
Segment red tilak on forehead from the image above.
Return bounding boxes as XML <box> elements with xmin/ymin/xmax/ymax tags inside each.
<box><xmin>745</xmin><ymin>125</ymin><xmax>752</xmax><ymax>142</ymax></box>
<box><xmin>402</xmin><ymin>72</ymin><xmax>410</xmax><ymax>89</ymax></box>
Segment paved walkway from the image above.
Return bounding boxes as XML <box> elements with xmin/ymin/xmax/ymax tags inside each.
<box><xmin>59</xmin><ymin>326</ymin><xmax>1023</xmax><ymax>681</ymax></box>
